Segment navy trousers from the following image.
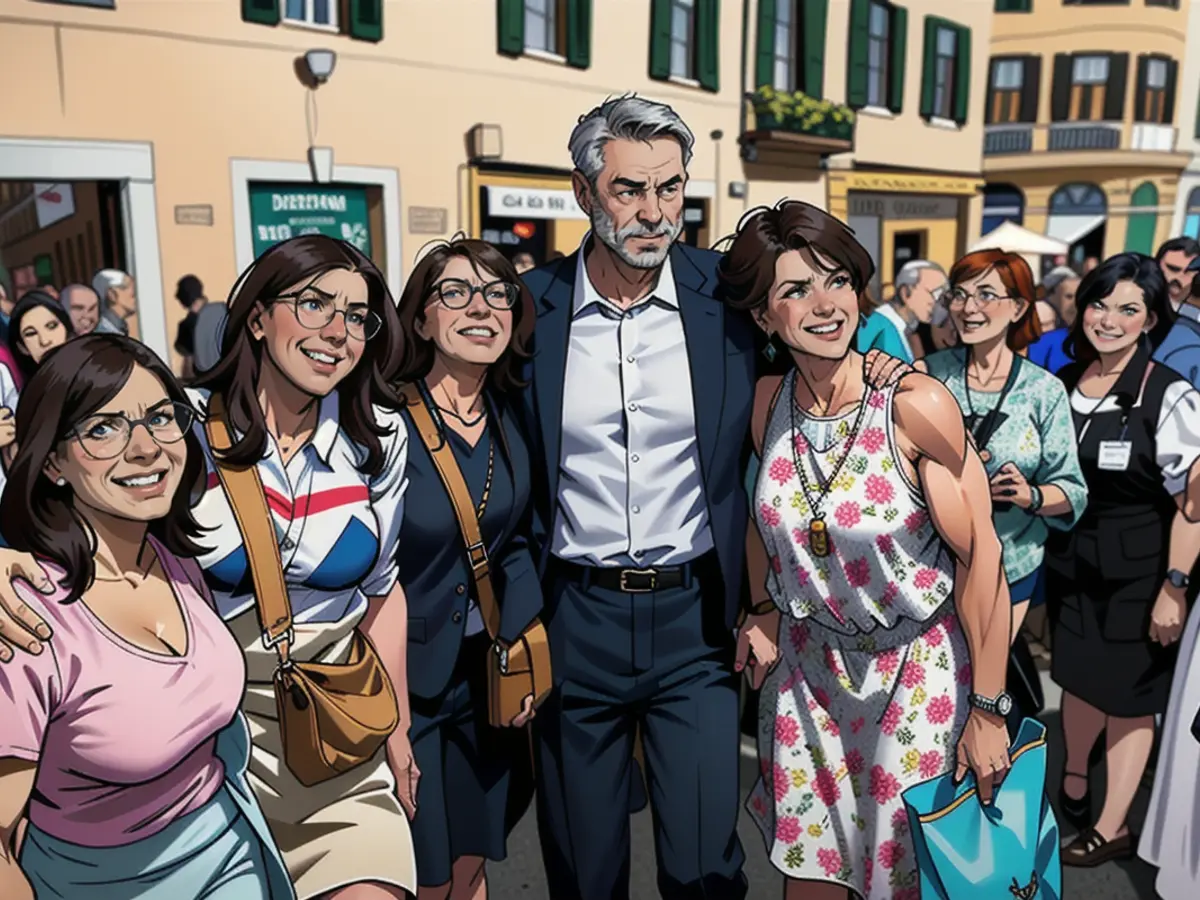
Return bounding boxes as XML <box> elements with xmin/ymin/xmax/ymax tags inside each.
<box><xmin>534</xmin><ymin>559</ymin><xmax>747</xmax><ymax>900</ymax></box>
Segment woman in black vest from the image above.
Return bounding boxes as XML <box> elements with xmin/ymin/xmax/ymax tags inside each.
<box><xmin>391</xmin><ymin>237</ymin><xmax>542</xmax><ymax>900</ymax></box>
<box><xmin>1048</xmin><ymin>253</ymin><xmax>1200</xmax><ymax>868</ymax></box>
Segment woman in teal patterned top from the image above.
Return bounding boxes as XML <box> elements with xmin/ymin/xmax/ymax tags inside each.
<box><xmin>919</xmin><ymin>249</ymin><xmax>1088</xmax><ymax>636</ymax></box>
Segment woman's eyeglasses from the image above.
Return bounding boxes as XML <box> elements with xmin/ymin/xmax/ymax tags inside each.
<box><xmin>274</xmin><ymin>294</ymin><xmax>382</xmax><ymax>341</ymax></box>
<box><xmin>432</xmin><ymin>279</ymin><xmax>518</xmax><ymax>311</ymax></box>
<box><xmin>70</xmin><ymin>401</ymin><xmax>196</xmax><ymax>460</ymax></box>
<box><xmin>946</xmin><ymin>289</ymin><xmax>1012</xmax><ymax>308</ymax></box>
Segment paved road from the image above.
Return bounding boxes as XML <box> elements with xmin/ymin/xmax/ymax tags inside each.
<box><xmin>490</xmin><ymin>681</ymin><xmax>1160</xmax><ymax>899</ymax></box>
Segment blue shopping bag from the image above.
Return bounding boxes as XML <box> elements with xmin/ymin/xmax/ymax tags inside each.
<box><xmin>901</xmin><ymin>718</ymin><xmax>1061</xmax><ymax>900</ymax></box>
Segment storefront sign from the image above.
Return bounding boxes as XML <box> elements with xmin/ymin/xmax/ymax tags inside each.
<box><xmin>836</xmin><ymin>172</ymin><xmax>983</xmax><ymax>196</ymax></box>
<box><xmin>247</xmin><ymin>183</ymin><xmax>372</xmax><ymax>256</ymax></box>
<box><xmin>487</xmin><ymin>186</ymin><xmax>587</xmax><ymax>220</ymax></box>
<box><xmin>33</xmin><ymin>183</ymin><xmax>75</xmax><ymax>229</ymax></box>
<box><xmin>175</xmin><ymin>204</ymin><xmax>214</xmax><ymax>226</ymax></box>
<box><xmin>848</xmin><ymin>193</ymin><xmax>960</xmax><ymax>220</ymax></box>
<box><xmin>408</xmin><ymin>206</ymin><xmax>448</xmax><ymax>234</ymax></box>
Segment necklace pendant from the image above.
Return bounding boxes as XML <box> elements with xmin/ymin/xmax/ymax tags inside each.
<box><xmin>809</xmin><ymin>516</ymin><xmax>830</xmax><ymax>558</ymax></box>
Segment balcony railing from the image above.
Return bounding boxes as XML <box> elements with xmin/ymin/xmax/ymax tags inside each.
<box><xmin>1131</xmin><ymin>123</ymin><xmax>1177</xmax><ymax>152</ymax></box>
<box><xmin>983</xmin><ymin>126</ymin><xmax>1033</xmax><ymax>155</ymax></box>
<box><xmin>1047</xmin><ymin>123</ymin><xmax>1121</xmax><ymax>152</ymax></box>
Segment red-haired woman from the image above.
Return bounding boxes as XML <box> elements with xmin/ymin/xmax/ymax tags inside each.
<box><xmin>919</xmin><ymin>251</ymin><xmax>1087</xmax><ymax>642</ymax></box>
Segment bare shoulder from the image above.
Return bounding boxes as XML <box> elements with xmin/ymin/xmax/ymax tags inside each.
<box><xmin>751</xmin><ymin>375</ymin><xmax>787</xmax><ymax>454</ymax></box>
<box><xmin>892</xmin><ymin>374</ymin><xmax>968</xmax><ymax>467</ymax></box>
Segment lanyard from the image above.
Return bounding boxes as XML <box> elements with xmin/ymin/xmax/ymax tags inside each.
<box><xmin>963</xmin><ymin>353</ymin><xmax>1023</xmax><ymax>451</ymax></box>
<box><xmin>1076</xmin><ymin>359</ymin><xmax>1155</xmax><ymax>445</ymax></box>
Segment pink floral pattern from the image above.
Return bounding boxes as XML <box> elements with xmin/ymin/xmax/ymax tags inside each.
<box><xmin>748</xmin><ymin>375</ymin><xmax>969</xmax><ymax>898</ymax></box>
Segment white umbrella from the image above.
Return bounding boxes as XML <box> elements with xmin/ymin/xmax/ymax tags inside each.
<box><xmin>970</xmin><ymin>221</ymin><xmax>1069</xmax><ymax>256</ymax></box>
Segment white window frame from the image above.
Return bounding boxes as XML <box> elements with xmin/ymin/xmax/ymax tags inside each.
<box><xmin>866</xmin><ymin>1</ymin><xmax>891</xmax><ymax>109</ymax></box>
<box><xmin>932</xmin><ymin>26</ymin><xmax>958</xmax><ymax>120</ymax></box>
<box><xmin>1072</xmin><ymin>55</ymin><xmax>1109</xmax><ymax>86</ymax></box>
<box><xmin>281</xmin><ymin>0</ymin><xmax>339</xmax><ymax>32</ymax></box>
<box><xmin>669</xmin><ymin>0</ymin><xmax>696</xmax><ymax>80</ymax></box>
<box><xmin>772</xmin><ymin>0</ymin><xmax>796</xmax><ymax>91</ymax></box>
<box><xmin>523</xmin><ymin>0</ymin><xmax>559</xmax><ymax>55</ymax></box>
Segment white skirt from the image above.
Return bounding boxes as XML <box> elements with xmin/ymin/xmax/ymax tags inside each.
<box><xmin>1139</xmin><ymin>601</ymin><xmax>1200</xmax><ymax>900</ymax></box>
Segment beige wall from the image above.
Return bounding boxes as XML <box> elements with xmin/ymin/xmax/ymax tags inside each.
<box><xmin>0</xmin><ymin>0</ymin><xmax>751</xmax><ymax>368</ymax></box>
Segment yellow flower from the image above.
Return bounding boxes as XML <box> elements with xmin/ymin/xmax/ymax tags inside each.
<box><xmin>902</xmin><ymin>749</ymin><xmax>921</xmax><ymax>773</ymax></box>
<box><xmin>911</xmin><ymin>686</ymin><xmax>928</xmax><ymax>706</ymax></box>
<box><xmin>792</xmin><ymin>769</ymin><xmax>809</xmax><ymax>788</ymax></box>
<box><xmin>808</xmin><ymin>823</ymin><xmax>824</xmax><ymax>837</ymax></box>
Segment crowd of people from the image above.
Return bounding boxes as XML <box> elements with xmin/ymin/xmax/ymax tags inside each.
<box><xmin>0</xmin><ymin>92</ymin><xmax>1197</xmax><ymax>900</ymax></box>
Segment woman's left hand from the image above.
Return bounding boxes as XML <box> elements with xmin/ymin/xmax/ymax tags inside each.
<box><xmin>1149</xmin><ymin>586</ymin><xmax>1187</xmax><ymax>646</ymax></box>
<box><xmin>990</xmin><ymin>463</ymin><xmax>1032</xmax><ymax>507</ymax></box>
<box><xmin>863</xmin><ymin>350</ymin><xmax>914</xmax><ymax>388</ymax></box>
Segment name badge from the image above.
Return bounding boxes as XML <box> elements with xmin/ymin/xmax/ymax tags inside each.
<box><xmin>1097</xmin><ymin>440</ymin><xmax>1132</xmax><ymax>471</ymax></box>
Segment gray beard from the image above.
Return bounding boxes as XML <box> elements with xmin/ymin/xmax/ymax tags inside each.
<box><xmin>591</xmin><ymin>205</ymin><xmax>682</xmax><ymax>269</ymax></box>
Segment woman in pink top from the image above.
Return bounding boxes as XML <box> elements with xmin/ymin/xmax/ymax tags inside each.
<box><xmin>0</xmin><ymin>334</ymin><xmax>291</xmax><ymax>899</ymax></box>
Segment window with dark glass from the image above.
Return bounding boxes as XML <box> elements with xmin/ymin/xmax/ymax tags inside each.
<box><xmin>931</xmin><ymin>26</ymin><xmax>957</xmax><ymax>119</ymax></box>
<box><xmin>866</xmin><ymin>2</ymin><xmax>891</xmax><ymax>108</ymax></box>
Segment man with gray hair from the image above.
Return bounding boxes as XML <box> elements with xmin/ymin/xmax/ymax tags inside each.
<box><xmin>1041</xmin><ymin>264</ymin><xmax>1079</xmax><ymax>328</ymax></box>
<box><xmin>92</xmin><ymin>268</ymin><xmax>137</xmax><ymax>335</ymax></box>
<box><xmin>858</xmin><ymin>259</ymin><xmax>946</xmax><ymax>363</ymax></box>
<box><xmin>517</xmin><ymin>94</ymin><xmax>752</xmax><ymax>900</ymax></box>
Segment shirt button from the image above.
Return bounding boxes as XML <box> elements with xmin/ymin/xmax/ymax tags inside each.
<box><xmin>634</xmin><ymin>549</ymin><xmax>645</xmax><ymax>557</ymax></box>
<box><xmin>631</xmin><ymin>454</ymin><xmax>640</xmax><ymax>463</ymax></box>
<box><xmin>627</xmin><ymin>355</ymin><xmax>636</xmax><ymax>363</ymax></box>
<box><xmin>455</xmin><ymin>584</ymin><xmax>465</xmax><ymax>595</ymax></box>
<box><xmin>625</xmin><ymin>312</ymin><xmax>634</xmax><ymax>320</ymax></box>
<box><xmin>452</xmin><ymin>611</ymin><xmax>463</xmax><ymax>624</ymax></box>
<box><xmin>632</xmin><ymin>505</ymin><xmax>641</xmax><ymax>514</ymax></box>
<box><xmin>628</xmin><ymin>402</ymin><xmax>638</xmax><ymax>412</ymax></box>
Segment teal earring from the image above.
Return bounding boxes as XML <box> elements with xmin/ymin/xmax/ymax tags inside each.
<box><xmin>762</xmin><ymin>331</ymin><xmax>779</xmax><ymax>363</ymax></box>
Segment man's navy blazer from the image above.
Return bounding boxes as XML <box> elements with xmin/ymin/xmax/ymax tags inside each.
<box><xmin>516</xmin><ymin>242</ymin><xmax>757</xmax><ymax>629</ymax></box>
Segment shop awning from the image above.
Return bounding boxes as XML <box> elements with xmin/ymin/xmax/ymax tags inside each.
<box><xmin>1045</xmin><ymin>214</ymin><xmax>1106</xmax><ymax>247</ymax></box>
<box><xmin>970</xmin><ymin>221</ymin><xmax>1069</xmax><ymax>256</ymax></box>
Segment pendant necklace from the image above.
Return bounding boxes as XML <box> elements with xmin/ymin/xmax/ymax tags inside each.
<box><xmin>788</xmin><ymin>374</ymin><xmax>872</xmax><ymax>559</ymax></box>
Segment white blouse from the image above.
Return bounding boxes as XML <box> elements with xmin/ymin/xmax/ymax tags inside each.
<box><xmin>1070</xmin><ymin>379</ymin><xmax>1200</xmax><ymax>496</ymax></box>
<box><xmin>0</xmin><ymin>363</ymin><xmax>17</xmax><ymax>412</ymax></box>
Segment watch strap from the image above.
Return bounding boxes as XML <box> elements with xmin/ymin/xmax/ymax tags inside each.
<box><xmin>1028</xmin><ymin>484</ymin><xmax>1043</xmax><ymax>513</ymax></box>
<box><xmin>1167</xmin><ymin>569</ymin><xmax>1191</xmax><ymax>589</ymax></box>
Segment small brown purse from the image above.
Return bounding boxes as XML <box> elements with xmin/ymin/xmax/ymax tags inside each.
<box><xmin>205</xmin><ymin>394</ymin><xmax>400</xmax><ymax>787</ymax></box>
<box><xmin>399</xmin><ymin>384</ymin><xmax>552</xmax><ymax>728</ymax></box>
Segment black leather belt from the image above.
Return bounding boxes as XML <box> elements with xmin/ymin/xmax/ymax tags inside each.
<box><xmin>551</xmin><ymin>558</ymin><xmax>690</xmax><ymax>594</ymax></box>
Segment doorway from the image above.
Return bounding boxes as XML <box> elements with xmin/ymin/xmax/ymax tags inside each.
<box><xmin>893</xmin><ymin>230</ymin><xmax>926</xmax><ymax>280</ymax></box>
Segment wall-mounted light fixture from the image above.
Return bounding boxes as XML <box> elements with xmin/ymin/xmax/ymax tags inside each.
<box><xmin>304</xmin><ymin>49</ymin><xmax>337</xmax><ymax>85</ymax></box>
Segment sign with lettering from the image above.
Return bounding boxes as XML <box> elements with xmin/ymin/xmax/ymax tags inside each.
<box><xmin>247</xmin><ymin>183</ymin><xmax>372</xmax><ymax>256</ymax></box>
<box><xmin>175</xmin><ymin>204</ymin><xmax>214</xmax><ymax>226</ymax></box>
<box><xmin>487</xmin><ymin>186</ymin><xmax>587</xmax><ymax>220</ymax></box>
<box><xmin>837</xmin><ymin>172</ymin><xmax>983</xmax><ymax>196</ymax></box>
<box><xmin>408</xmin><ymin>206</ymin><xmax>448</xmax><ymax>234</ymax></box>
<box><xmin>848</xmin><ymin>193</ymin><xmax>960</xmax><ymax>220</ymax></box>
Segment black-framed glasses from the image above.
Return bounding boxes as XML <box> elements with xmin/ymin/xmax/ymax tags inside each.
<box><xmin>432</xmin><ymin>279</ymin><xmax>518</xmax><ymax>311</ymax></box>
<box><xmin>69</xmin><ymin>401</ymin><xmax>196</xmax><ymax>460</ymax></box>
<box><xmin>946</xmin><ymin>288</ymin><xmax>1012</xmax><ymax>308</ymax></box>
<box><xmin>274</xmin><ymin>293</ymin><xmax>382</xmax><ymax>341</ymax></box>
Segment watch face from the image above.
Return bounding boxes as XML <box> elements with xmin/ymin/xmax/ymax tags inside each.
<box><xmin>996</xmin><ymin>694</ymin><xmax>1013</xmax><ymax>716</ymax></box>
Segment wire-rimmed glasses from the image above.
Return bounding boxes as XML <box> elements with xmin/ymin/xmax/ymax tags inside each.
<box><xmin>946</xmin><ymin>287</ymin><xmax>1012</xmax><ymax>308</ymax></box>
<box><xmin>431</xmin><ymin>279</ymin><xmax>518</xmax><ymax>311</ymax></box>
<box><xmin>70</xmin><ymin>401</ymin><xmax>196</xmax><ymax>460</ymax></box>
<box><xmin>274</xmin><ymin>293</ymin><xmax>382</xmax><ymax>341</ymax></box>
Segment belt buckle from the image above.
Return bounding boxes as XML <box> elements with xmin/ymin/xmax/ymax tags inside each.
<box><xmin>618</xmin><ymin>568</ymin><xmax>657</xmax><ymax>593</ymax></box>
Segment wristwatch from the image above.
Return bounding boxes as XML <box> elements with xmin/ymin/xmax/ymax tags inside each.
<box><xmin>1167</xmin><ymin>569</ymin><xmax>1191</xmax><ymax>590</ymax></box>
<box><xmin>1028</xmin><ymin>484</ymin><xmax>1044</xmax><ymax>513</ymax></box>
<box><xmin>969</xmin><ymin>691</ymin><xmax>1014</xmax><ymax>717</ymax></box>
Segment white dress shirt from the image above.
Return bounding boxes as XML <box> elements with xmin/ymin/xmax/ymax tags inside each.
<box><xmin>550</xmin><ymin>240</ymin><xmax>713</xmax><ymax>567</ymax></box>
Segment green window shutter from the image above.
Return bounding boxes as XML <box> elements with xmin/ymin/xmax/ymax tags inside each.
<box><xmin>649</xmin><ymin>0</ymin><xmax>672</xmax><ymax>81</ymax></box>
<box><xmin>919</xmin><ymin>16</ymin><xmax>937</xmax><ymax>117</ymax></box>
<box><xmin>241</xmin><ymin>0</ymin><xmax>279</xmax><ymax>26</ymax></box>
<box><xmin>952</xmin><ymin>24</ymin><xmax>971</xmax><ymax>123</ymax></box>
<box><xmin>696</xmin><ymin>0</ymin><xmax>720</xmax><ymax>91</ymax></box>
<box><xmin>755</xmin><ymin>0</ymin><xmax>778</xmax><ymax>89</ymax></box>
<box><xmin>347</xmin><ymin>0</ymin><xmax>382</xmax><ymax>42</ymax></box>
<box><xmin>803</xmin><ymin>0</ymin><xmax>828</xmax><ymax>98</ymax></box>
<box><xmin>846</xmin><ymin>0</ymin><xmax>870</xmax><ymax>108</ymax></box>
<box><xmin>888</xmin><ymin>6</ymin><xmax>907</xmax><ymax>113</ymax></box>
<box><xmin>497</xmin><ymin>0</ymin><xmax>524</xmax><ymax>56</ymax></box>
<box><xmin>566</xmin><ymin>0</ymin><xmax>592</xmax><ymax>69</ymax></box>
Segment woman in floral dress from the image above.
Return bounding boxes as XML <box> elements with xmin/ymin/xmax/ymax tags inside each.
<box><xmin>722</xmin><ymin>201</ymin><xmax>1014</xmax><ymax>900</ymax></box>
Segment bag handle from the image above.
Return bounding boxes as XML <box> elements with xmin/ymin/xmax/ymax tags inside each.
<box><xmin>204</xmin><ymin>393</ymin><xmax>295</xmax><ymax>668</ymax></box>
<box><xmin>398</xmin><ymin>384</ymin><xmax>501</xmax><ymax>641</ymax></box>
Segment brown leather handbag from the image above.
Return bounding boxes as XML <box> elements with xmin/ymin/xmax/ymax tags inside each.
<box><xmin>205</xmin><ymin>394</ymin><xmax>400</xmax><ymax>787</ymax></box>
<box><xmin>399</xmin><ymin>384</ymin><xmax>552</xmax><ymax>728</ymax></box>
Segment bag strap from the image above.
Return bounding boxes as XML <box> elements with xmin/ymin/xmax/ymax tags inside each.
<box><xmin>204</xmin><ymin>393</ymin><xmax>295</xmax><ymax>667</ymax></box>
<box><xmin>398</xmin><ymin>383</ymin><xmax>501</xmax><ymax>641</ymax></box>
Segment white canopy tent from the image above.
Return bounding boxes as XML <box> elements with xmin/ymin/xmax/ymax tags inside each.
<box><xmin>969</xmin><ymin>222</ymin><xmax>1070</xmax><ymax>283</ymax></box>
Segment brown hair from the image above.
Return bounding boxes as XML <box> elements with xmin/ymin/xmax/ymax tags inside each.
<box><xmin>0</xmin><ymin>334</ymin><xmax>207</xmax><ymax>604</ymax></box>
<box><xmin>716</xmin><ymin>201</ymin><xmax>876</xmax><ymax>316</ymax></box>
<box><xmin>191</xmin><ymin>235</ymin><xmax>404</xmax><ymax>477</ymax></box>
<box><xmin>390</xmin><ymin>238</ymin><xmax>534</xmax><ymax>393</ymax></box>
<box><xmin>948</xmin><ymin>250</ymin><xmax>1041</xmax><ymax>352</ymax></box>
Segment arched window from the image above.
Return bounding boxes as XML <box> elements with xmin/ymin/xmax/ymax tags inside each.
<box><xmin>981</xmin><ymin>184</ymin><xmax>1024</xmax><ymax>235</ymax></box>
<box><xmin>1125</xmin><ymin>182</ymin><xmax>1158</xmax><ymax>255</ymax></box>
<box><xmin>1046</xmin><ymin>184</ymin><xmax>1107</xmax><ymax>260</ymax></box>
<box><xmin>1049</xmin><ymin>183</ymin><xmax>1106</xmax><ymax>215</ymax></box>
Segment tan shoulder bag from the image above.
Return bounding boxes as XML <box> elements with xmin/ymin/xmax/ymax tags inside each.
<box><xmin>398</xmin><ymin>384</ymin><xmax>552</xmax><ymax>727</ymax></box>
<box><xmin>204</xmin><ymin>393</ymin><xmax>399</xmax><ymax>787</ymax></box>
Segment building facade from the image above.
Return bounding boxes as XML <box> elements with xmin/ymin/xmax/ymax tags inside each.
<box><xmin>742</xmin><ymin>0</ymin><xmax>991</xmax><ymax>295</ymax></box>
<box><xmin>0</xmin><ymin>0</ymin><xmax>759</xmax><ymax>367</ymax></box>
<box><xmin>1171</xmin><ymin>0</ymin><xmax>1200</xmax><ymax>238</ymax></box>
<box><xmin>982</xmin><ymin>0</ymin><xmax>1191</xmax><ymax>268</ymax></box>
